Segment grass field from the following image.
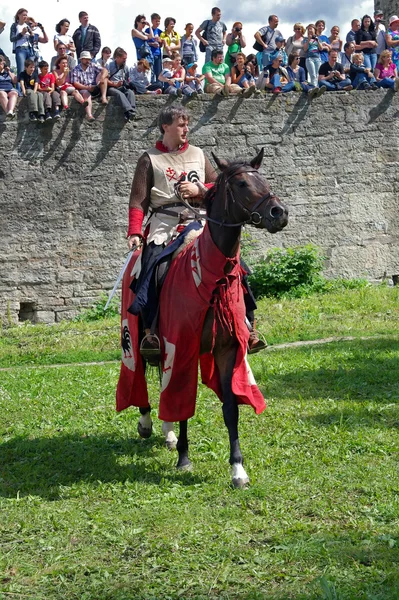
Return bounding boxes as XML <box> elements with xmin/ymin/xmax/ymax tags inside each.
<box><xmin>1</xmin><ymin>287</ymin><xmax>399</xmax><ymax>599</ymax></box>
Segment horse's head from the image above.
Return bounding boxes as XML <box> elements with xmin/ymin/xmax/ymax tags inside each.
<box><xmin>211</xmin><ymin>149</ymin><xmax>288</xmax><ymax>233</ymax></box>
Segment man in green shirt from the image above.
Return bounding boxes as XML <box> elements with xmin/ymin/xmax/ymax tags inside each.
<box><xmin>202</xmin><ymin>48</ymin><xmax>246</xmax><ymax>96</ymax></box>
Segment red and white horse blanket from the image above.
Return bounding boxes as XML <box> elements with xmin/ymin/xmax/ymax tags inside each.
<box><xmin>116</xmin><ymin>224</ymin><xmax>265</xmax><ymax>421</ymax></box>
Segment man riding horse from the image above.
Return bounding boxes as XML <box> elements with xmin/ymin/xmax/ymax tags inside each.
<box><xmin>126</xmin><ymin>106</ymin><xmax>265</xmax><ymax>361</ymax></box>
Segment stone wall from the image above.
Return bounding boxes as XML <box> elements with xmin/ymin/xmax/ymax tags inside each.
<box><xmin>1</xmin><ymin>92</ymin><xmax>399</xmax><ymax>325</ymax></box>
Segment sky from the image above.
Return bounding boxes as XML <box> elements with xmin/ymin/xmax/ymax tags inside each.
<box><xmin>1</xmin><ymin>0</ymin><xmax>375</xmax><ymax>67</ymax></box>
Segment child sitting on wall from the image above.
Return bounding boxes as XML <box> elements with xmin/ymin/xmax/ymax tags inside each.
<box><xmin>18</xmin><ymin>58</ymin><xmax>45</xmax><ymax>122</ymax></box>
<box><xmin>37</xmin><ymin>60</ymin><xmax>61</xmax><ymax>120</ymax></box>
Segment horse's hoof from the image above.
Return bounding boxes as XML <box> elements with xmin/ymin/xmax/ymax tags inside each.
<box><xmin>137</xmin><ymin>422</ymin><xmax>153</xmax><ymax>439</ymax></box>
<box><xmin>232</xmin><ymin>477</ymin><xmax>250</xmax><ymax>489</ymax></box>
<box><xmin>176</xmin><ymin>458</ymin><xmax>192</xmax><ymax>471</ymax></box>
<box><xmin>165</xmin><ymin>439</ymin><xmax>177</xmax><ymax>451</ymax></box>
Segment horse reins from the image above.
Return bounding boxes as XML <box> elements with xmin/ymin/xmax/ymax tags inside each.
<box><xmin>175</xmin><ymin>168</ymin><xmax>277</xmax><ymax>228</ymax></box>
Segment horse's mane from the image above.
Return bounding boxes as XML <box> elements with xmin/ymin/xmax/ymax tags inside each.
<box><xmin>204</xmin><ymin>159</ymin><xmax>253</xmax><ymax>213</ymax></box>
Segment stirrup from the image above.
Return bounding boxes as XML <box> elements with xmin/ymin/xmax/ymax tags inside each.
<box><xmin>248</xmin><ymin>330</ymin><xmax>268</xmax><ymax>354</ymax></box>
<box><xmin>140</xmin><ymin>333</ymin><xmax>161</xmax><ymax>365</ymax></box>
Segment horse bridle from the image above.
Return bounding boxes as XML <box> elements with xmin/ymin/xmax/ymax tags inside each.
<box><xmin>176</xmin><ymin>168</ymin><xmax>277</xmax><ymax>228</ymax></box>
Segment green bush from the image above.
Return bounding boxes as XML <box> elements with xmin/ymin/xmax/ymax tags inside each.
<box><xmin>248</xmin><ymin>244</ymin><xmax>325</xmax><ymax>299</ymax></box>
<box><xmin>248</xmin><ymin>245</ymin><xmax>371</xmax><ymax>299</ymax></box>
<box><xmin>74</xmin><ymin>292</ymin><xmax>120</xmax><ymax>322</ymax></box>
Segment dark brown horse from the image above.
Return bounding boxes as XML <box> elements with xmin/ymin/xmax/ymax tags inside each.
<box><xmin>136</xmin><ymin>148</ymin><xmax>288</xmax><ymax>487</ymax></box>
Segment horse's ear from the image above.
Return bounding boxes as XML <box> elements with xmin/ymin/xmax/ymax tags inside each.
<box><xmin>250</xmin><ymin>148</ymin><xmax>264</xmax><ymax>170</ymax></box>
<box><xmin>211</xmin><ymin>152</ymin><xmax>229</xmax><ymax>172</ymax></box>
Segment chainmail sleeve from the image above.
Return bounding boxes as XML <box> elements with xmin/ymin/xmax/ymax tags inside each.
<box><xmin>127</xmin><ymin>153</ymin><xmax>154</xmax><ymax>237</ymax></box>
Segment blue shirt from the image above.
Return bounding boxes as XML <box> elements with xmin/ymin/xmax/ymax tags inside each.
<box><xmin>145</xmin><ymin>27</ymin><xmax>162</xmax><ymax>57</ymax></box>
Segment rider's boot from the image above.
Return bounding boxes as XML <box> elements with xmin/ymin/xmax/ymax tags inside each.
<box><xmin>247</xmin><ymin>320</ymin><xmax>267</xmax><ymax>354</ymax></box>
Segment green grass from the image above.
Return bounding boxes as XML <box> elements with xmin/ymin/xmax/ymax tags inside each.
<box><xmin>1</xmin><ymin>286</ymin><xmax>399</xmax><ymax>599</ymax></box>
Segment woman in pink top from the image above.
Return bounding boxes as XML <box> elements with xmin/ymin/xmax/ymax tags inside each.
<box><xmin>374</xmin><ymin>49</ymin><xmax>399</xmax><ymax>90</ymax></box>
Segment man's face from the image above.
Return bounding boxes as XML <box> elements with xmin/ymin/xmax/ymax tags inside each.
<box><xmin>347</xmin><ymin>42</ymin><xmax>355</xmax><ymax>54</ymax></box>
<box><xmin>58</xmin><ymin>45</ymin><xmax>67</xmax><ymax>56</ymax></box>
<box><xmin>352</xmin><ymin>20</ymin><xmax>361</xmax><ymax>32</ymax></box>
<box><xmin>212</xmin><ymin>53</ymin><xmax>224</xmax><ymax>65</ymax></box>
<box><xmin>213</xmin><ymin>10</ymin><xmax>221</xmax><ymax>21</ymax></box>
<box><xmin>375</xmin><ymin>13</ymin><xmax>384</xmax><ymax>23</ymax></box>
<box><xmin>81</xmin><ymin>57</ymin><xmax>91</xmax><ymax>68</ymax></box>
<box><xmin>329</xmin><ymin>52</ymin><xmax>338</xmax><ymax>65</ymax></box>
<box><xmin>269</xmin><ymin>16</ymin><xmax>279</xmax><ymax>29</ymax></box>
<box><xmin>80</xmin><ymin>14</ymin><xmax>89</xmax><ymax>26</ymax></box>
<box><xmin>164</xmin><ymin>117</ymin><xmax>189</xmax><ymax>146</ymax></box>
<box><xmin>116</xmin><ymin>53</ymin><xmax>127</xmax><ymax>66</ymax></box>
<box><xmin>26</xmin><ymin>63</ymin><xmax>35</xmax><ymax>75</ymax></box>
<box><xmin>152</xmin><ymin>17</ymin><xmax>161</xmax><ymax>28</ymax></box>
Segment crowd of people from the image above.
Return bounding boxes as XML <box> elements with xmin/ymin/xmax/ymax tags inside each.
<box><xmin>1</xmin><ymin>7</ymin><xmax>399</xmax><ymax>121</ymax></box>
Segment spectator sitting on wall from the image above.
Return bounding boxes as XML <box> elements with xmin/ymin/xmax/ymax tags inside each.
<box><xmin>146</xmin><ymin>13</ymin><xmax>163</xmax><ymax>82</ymax></box>
<box><xmin>355</xmin><ymin>15</ymin><xmax>378</xmax><ymax>72</ymax></box>
<box><xmin>184</xmin><ymin>62</ymin><xmax>204</xmax><ymax>95</ymax></box>
<box><xmin>131</xmin><ymin>15</ymin><xmax>154</xmax><ymax>63</ymax></box>
<box><xmin>37</xmin><ymin>60</ymin><xmax>61</xmax><ymax>120</ymax></box>
<box><xmin>181</xmin><ymin>23</ymin><xmax>198</xmax><ymax>67</ymax></box>
<box><xmin>374</xmin><ymin>9</ymin><xmax>386</xmax><ymax>58</ymax></box>
<box><xmin>202</xmin><ymin>48</ymin><xmax>244</xmax><ymax>96</ymax></box>
<box><xmin>374</xmin><ymin>49</ymin><xmax>399</xmax><ymax>90</ymax></box>
<box><xmin>70</xmin><ymin>50</ymin><xmax>108</xmax><ymax>121</ymax></box>
<box><xmin>269</xmin><ymin>37</ymin><xmax>288</xmax><ymax>66</ymax></box>
<box><xmin>50</xmin><ymin>42</ymin><xmax>75</xmax><ymax>71</ymax></box>
<box><xmin>349</xmin><ymin>51</ymin><xmax>378</xmax><ymax>89</ymax></box>
<box><xmin>285</xmin><ymin>23</ymin><xmax>306</xmax><ymax>71</ymax></box>
<box><xmin>53</xmin><ymin>55</ymin><xmax>87</xmax><ymax>110</ymax></box>
<box><xmin>254</xmin><ymin>14</ymin><xmax>282</xmax><ymax>72</ymax></box>
<box><xmin>54</xmin><ymin>19</ymin><xmax>75</xmax><ymax>59</ymax></box>
<box><xmin>340</xmin><ymin>41</ymin><xmax>356</xmax><ymax>73</ymax></box>
<box><xmin>106</xmin><ymin>47</ymin><xmax>136</xmax><ymax>121</ymax></box>
<box><xmin>230</xmin><ymin>51</ymin><xmax>256</xmax><ymax>95</ymax></box>
<box><xmin>318</xmin><ymin>49</ymin><xmax>353</xmax><ymax>91</ymax></box>
<box><xmin>129</xmin><ymin>59</ymin><xmax>162</xmax><ymax>94</ymax></box>
<box><xmin>158</xmin><ymin>56</ymin><xmax>183</xmax><ymax>96</ymax></box>
<box><xmin>261</xmin><ymin>53</ymin><xmax>291</xmax><ymax>94</ymax></box>
<box><xmin>160</xmin><ymin>17</ymin><xmax>181</xmax><ymax>58</ymax></box>
<box><xmin>245</xmin><ymin>53</ymin><xmax>259</xmax><ymax>79</ymax></box>
<box><xmin>95</xmin><ymin>46</ymin><xmax>112</xmax><ymax>68</ymax></box>
<box><xmin>286</xmin><ymin>52</ymin><xmax>325</xmax><ymax>98</ymax></box>
<box><xmin>0</xmin><ymin>54</ymin><xmax>18</xmax><ymax>118</ymax></box>
<box><xmin>225</xmin><ymin>21</ymin><xmax>246</xmax><ymax>68</ymax></box>
<box><xmin>72</xmin><ymin>11</ymin><xmax>101</xmax><ymax>60</ymax></box>
<box><xmin>329</xmin><ymin>25</ymin><xmax>343</xmax><ymax>52</ymax></box>
<box><xmin>196</xmin><ymin>7</ymin><xmax>227</xmax><ymax>64</ymax></box>
<box><xmin>19</xmin><ymin>57</ymin><xmax>44</xmax><ymax>121</ymax></box>
<box><xmin>346</xmin><ymin>19</ymin><xmax>361</xmax><ymax>46</ymax></box>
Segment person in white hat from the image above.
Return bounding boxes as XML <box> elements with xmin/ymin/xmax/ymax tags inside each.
<box><xmin>69</xmin><ymin>50</ymin><xmax>108</xmax><ymax>120</ymax></box>
<box><xmin>386</xmin><ymin>15</ymin><xmax>399</xmax><ymax>68</ymax></box>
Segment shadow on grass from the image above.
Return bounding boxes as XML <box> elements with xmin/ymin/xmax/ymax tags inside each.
<box><xmin>0</xmin><ymin>433</ymin><xmax>205</xmax><ymax>499</ymax></box>
<box><xmin>257</xmin><ymin>338</ymin><xmax>399</xmax><ymax>429</ymax></box>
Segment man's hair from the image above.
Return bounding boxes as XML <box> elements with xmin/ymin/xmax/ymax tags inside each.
<box><xmin>24</xmin><ymin>58</ymin><xmax>35</xmax><ymax>67</ymax></box>
<box><xmin>268</xmin><ymin>15</ymin><xmax>278</xmax><ymax>23</ymax></box>
<box><xmin>343</xmin><ymin>41</ymin><xmax>353</xmax><ymax>51</ymax></box>
<box><xmin>328</xmin><ymin>49</ymin><xmax>338</xmax><ymax>55</ymax></box>
<box><xmin>57</xmin><ymin>43</ymin><xmax>66</xmax><ymax>52</ymax></box>
<box><xmin>351</xmin><ymin>19</ymin><xmax>360</xmax><ymax>26</ymax></box>
<box><xmin>158</xmin><ymin>106</ymin><xmax>189</xmax><ymax>135</ymax></box>
<box><xmin>78</xmin><ymin>11</ymin><xmax>88</xmax><ymax>20</ymax></box>
<box><xmin>55</xmin><ymin>18</ymin><xmax>70</xmax><ymax>34</ymax></box>
<box><xmin>211</xmin><ymin>7</ymin><xmax>221</xmax><ymax>15</ymax></box>
<box><xmin>211</xmin><ymin>48</ymin><xmax>223</xmax><ymax>60</ymax></box>
<box><xmin>113</xmin><ymin>47</ymin><xmax>126</xmax><ymax>58</ymax></box>
<box><xmin>151</xmin><ymin>13</ymin><xmax>160</xmax><ymax>20</ymax></box>
<box><xmin>315</xmin><ymin>19</ymin><xmax>325</xmax><ymax>28</ymax></box>
<box><xmin>38</xmin><ymin>60</ymin><xmax>49</xmax><ymax>68</ymax></box>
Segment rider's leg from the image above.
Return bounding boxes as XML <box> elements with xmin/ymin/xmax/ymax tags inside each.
<box><xmin>240</xmin><ymin>258</ymin><xmax>267</xmax><ymax>353</ymax></box>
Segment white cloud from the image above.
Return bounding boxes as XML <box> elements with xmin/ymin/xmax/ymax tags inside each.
<box><xmin>1</xmin><ymin>0</ymin><xmax>374</xmax><ymax>68</ymax></box>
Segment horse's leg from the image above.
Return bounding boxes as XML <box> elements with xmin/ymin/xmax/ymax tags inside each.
<box><xmin>215</xmin><ymin>344</ymin><xmax>249</xmax><ymax>488</ymax></box>
<box><xmin>162</xmin><ymin>421</ymin><xmax>178</xmax><ymax>450</ymax></box>
<box><xmin>176</xmin><ymin>420</ymin><xmax>191</xmax><ymax>470</ymax></box>
<box><xmin>138</xmin><ymin>406</ymin><xmax>153</xmax><ymax>438</ymax></box>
